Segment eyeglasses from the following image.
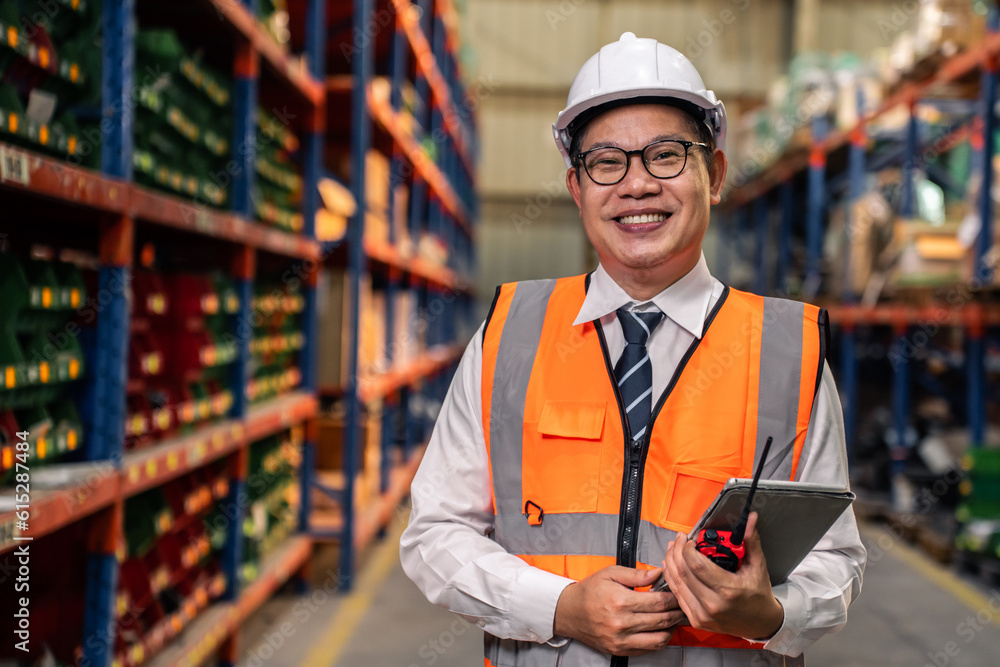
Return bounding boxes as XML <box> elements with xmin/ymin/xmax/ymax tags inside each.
<box><xmin>573</xmin><ymin>139</ymin><xmax>709</xmax><ymax>186</ymax></box>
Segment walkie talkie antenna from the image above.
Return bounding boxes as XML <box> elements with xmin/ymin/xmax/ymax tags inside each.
<box><xmin>730</xmin><ymin>436</ymin><xmax>773</xmax><ymax>547</ymax></box>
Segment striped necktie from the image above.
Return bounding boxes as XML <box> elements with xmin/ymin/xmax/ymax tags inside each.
<box><xmin>614</xmin><ymin>308</ymin><xmax>665</xmax><ymax>441</ymax></box>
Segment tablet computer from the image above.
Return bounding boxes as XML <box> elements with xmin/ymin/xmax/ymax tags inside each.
<box><xmin>651</xmin><ymin>479</ymin><xmax>855</xmax><ymax>591</ymax></box>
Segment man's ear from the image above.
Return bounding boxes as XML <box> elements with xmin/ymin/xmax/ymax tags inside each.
<box><xmin>709</xmin><ymin>149</ymin><xmax>728</xmax><ymax>205</ymax></box>
<box><xmin>566</xmin><ymin>167</ymin><xmax>583</xmax><ymax>212</ymax></box>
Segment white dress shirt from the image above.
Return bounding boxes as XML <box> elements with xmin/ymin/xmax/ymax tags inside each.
<box><xmin>400</xmin><ymin>255</ymin><xmax>866</xmax><ymax>657</ymax></box>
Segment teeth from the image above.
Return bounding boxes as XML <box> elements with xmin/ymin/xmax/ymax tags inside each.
<box><xmin>618</xmin><ymin>213</ymin><xmax>668</xmax><ymax>225</ymax></box>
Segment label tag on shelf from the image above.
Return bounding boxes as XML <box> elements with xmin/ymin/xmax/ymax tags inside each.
<box><xmin>25</xmin><ymin>89</ymin><xmax>57</xmax><ymax>128</ymax></box>
<box><xmin>191</xmin><ymin>440</ymin><xmax>207</xmax><ymax>464</ymax></box>
<box><xmin>0</xmin><ymin>146</ymin><xmax>30</xmax><ymax>186</ymax></box>
<box><xmin>194</xmin><ymin>208</ymin><xmax>211</xmax><ymax>234</ymax></box>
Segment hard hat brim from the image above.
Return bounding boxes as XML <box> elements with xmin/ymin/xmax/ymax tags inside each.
<box><xmin>553</xmin><ymin>88</ymin><xmax>726</xmax><ymax>169</ymax></box>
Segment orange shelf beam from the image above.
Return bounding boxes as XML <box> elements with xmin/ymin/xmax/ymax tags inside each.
<box><xmin>357</xmin><ymin>343</ymin><xmax>464</xmax><ymax>404</ymax></box>
<box><xmin>121</xmin><ymin>421</ymin><xmax>247</xmax><ymax>497</ymax></box>
<box><xmin>0</xmin><ymin>392</ymin><xmax>317</xmax><ymax>554</ymax></box>
<box><xmin>363</xmin><ymin>236</ymin><xmax>472</xmax><ymax>291</ymax></box>
<box><xmin>825</xmin><ymin>302</ymin><xmax>1000</xmax><ymax>327</ymax></box>
<box><xmin>0</xmin><ymin>144</ymin><xmax>129</xmax><ymax>212</ymax></box>
<box><xmin>0</xmin><ymin>463</ymin><xmax>120</xmax><ymax>555</ymax></box>
<box><xmin>244</xmin><ymin>391</ymin><xmax>320</xmax><ymax>442</ymax></box>
<box><xmin>391</xmin><ymin>0</ymin><xmax>475</xmax><ymax>172</ymax></box>
<box><xmin>144</xmin><ymin>535</ymin><xmax>311</xmax><ymax>667</ymax></box>
<box><xmin>120</xmin><ymin>573</ymin><xmax>225</xmax><ymax>667</ymax></box>
<box><xmin>367</xmin><ymin>87</ymin><xmax>470</xmax><ymax>231</ymax></box>
<box><xmin>0</xmin><ymin>141</ymin><xmax>321</xmax><ymax>261</ymax></box>
<box><xmin>202</xmin><ymin>0</ymin><xmax>324</xmax><ymax>107</ymax></box>
<box><xmin>436</xmin><ymin>0</ymin><xmax>464</xmax><ymax>58</ymax></box>
<box><xmin>130</xmin><ymin>185</ymin><xmax>322</xmax><ymax>260</ymax></box>
<box><xmin>727</xmin><ymin>34</ymin><xmax>1000</xmax><ymax>205</ymax></box>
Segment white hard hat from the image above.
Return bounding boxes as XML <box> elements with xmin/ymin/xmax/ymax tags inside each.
<box><xmin>553</xmin><ymin>32</ymin><xmax>727</xmax><ymax>168</ymax></box>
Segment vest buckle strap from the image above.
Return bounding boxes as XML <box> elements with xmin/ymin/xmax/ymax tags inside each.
<box><xmin>524</xmin><ymin>499</ymin><xmax>544</xmax><ymax>526</ymax></box>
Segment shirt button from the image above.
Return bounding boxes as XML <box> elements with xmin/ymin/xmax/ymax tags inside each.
<box><xmin>477</xmin><ymin>620</ymin><xmax>486</xmax><ymax>628</ymax></box>
<box><xmin>527</xmin><ymin>632</ymin><xmax>538</xmax><ymax>641</ymax></box>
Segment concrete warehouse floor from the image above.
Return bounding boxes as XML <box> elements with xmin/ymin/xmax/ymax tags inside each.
<box><xmin>236</xmin><ymin>513</ymin><xmax>1000</xmax><ymax>667</ymax></box>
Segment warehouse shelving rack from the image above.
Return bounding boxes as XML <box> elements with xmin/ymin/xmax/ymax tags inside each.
<box><xmin>722</xmin><ymin>14</ymin><xmax>1000</xmax><ymax>486</ymax></box>
<box><xmin>309</xmin><ymin>0</ymin><xmax>477</xmax><ymax>589</ymax></box>
<box><xmin>0</xmin><ymin>0</ymin><xmax>326</xmax><ymax>665</ymax></box>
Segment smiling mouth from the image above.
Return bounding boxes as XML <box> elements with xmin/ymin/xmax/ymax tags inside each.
<box><xmin>616</xmin><ymin>213</ymin><xmax>671</xmax><ymax>225</ymax></box>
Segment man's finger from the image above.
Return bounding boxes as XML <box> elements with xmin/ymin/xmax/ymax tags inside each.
<box><xmin>625</xmin><ymin>590</ymin><xmax>683</xmax><ymax>615</ymax></box>
<box><xmin>614</xmin><ymin>630</ymin><xmax>676</xmax><ymax>656</ymax></box>
<box><xmin>662</xmin><ymin>539</ymin><xmax>695</xmax><ymax>610</ymax></box>
<box><xmin>666</xmin><ymin>584</ymin><xmax>706</xmax><ymax>631</ymax></box>
<box><xmin>624</xmin><ymin>609</ymin><xmax>688</xmax><ymax>634</ymax></box>
<box><xmin>742</xmin><ymin>512</ymin><xmax>767</xmax><ymax>566</ymax></box>
<box><xmin>664</xmin><ymin>539</ymin><xmax>715</xmax><ymax>625</ymax></box>
<box><xmin>607</xmin><ymin>566</ymin><xmax>664</xmax><ymax>589</ymax></box>
<box><xmin>676</xmin><ymin>538</ymin><xmax>725</xmax><ymax>589</ymax></box>
<box><xmin>744</xmin><ymin>512</ymin><xmax>760</xmax><ymax>546</ymax></box>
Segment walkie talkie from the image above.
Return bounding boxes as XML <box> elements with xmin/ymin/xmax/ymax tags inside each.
<box><xmin>694</xmin><ymin>436</ymin><xmax>773</xmax><ymax>572</ymax></box>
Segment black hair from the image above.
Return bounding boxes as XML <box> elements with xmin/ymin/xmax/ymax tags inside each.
<box><xmin>568</xmin><ymin>97</ymin><xmax>716</xmax><ymax>181</ymax></box>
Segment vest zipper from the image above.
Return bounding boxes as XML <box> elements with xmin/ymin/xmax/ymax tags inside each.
<box><xmin>593</xmin><ymin>325</ymin><xmax>634</xmax><ymax>568</ymax></box>
<box><xmin>592</xmin><ymin>289</ymin><xmax>731</xmax><ymax>667</ymax></box>
<box><xmin>621</xmin><ymin>437</ymin><xmax>643</xmax><ymax>565</ymax></box>
<box><xmin>594</xmin><ymin>325</ymin><xmax>641</xmax><ymax>667</ymax></box>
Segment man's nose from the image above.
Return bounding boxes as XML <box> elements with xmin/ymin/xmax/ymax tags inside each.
<box><xmin>616</xmin><ymin>154</ymin><xmax>661</xmax><ymax>197</ymax></box>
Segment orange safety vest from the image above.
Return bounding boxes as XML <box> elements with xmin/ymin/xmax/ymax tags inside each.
<box><xmin>480</xmin><ymin>274</ymin><xmax>826</xmax><ymax>667</ymax></box>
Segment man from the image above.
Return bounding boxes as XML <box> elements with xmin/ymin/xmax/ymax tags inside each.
<box><xmin>401</xmin><ymin>33</ymin><xmax>865</xmax><ymax>666</ymax></box>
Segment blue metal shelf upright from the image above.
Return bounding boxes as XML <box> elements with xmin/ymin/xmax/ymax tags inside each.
<box><xmin>310</xmin><ymin>0</ymin><xmax>479</xmax><ymax>590</ymax></box>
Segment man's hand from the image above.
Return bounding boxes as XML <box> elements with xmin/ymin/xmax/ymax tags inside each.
<box><xmin>661</xmin><ymin>512</ymin><xmax>784</xmax><ymax>640</ymax></box>
<box><xmin>553</xmin><ymin>566</ymin><xmax>686</xmax><ymax>656</ymax></box>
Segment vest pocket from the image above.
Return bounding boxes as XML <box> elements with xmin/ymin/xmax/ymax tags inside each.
<box><xmin>537</xmin><ymin>400</ymin><xmax>606</xmax><ymax>439</ymax></box>
<box><xmin>522</xmin><ymin>400</ymin><xmax>607</xmax><ymax>515</ymax></box>
<box><xmin>659</xmin><ymin>465</ymin><xmax>739</xmax><ymax>533</ymax></box>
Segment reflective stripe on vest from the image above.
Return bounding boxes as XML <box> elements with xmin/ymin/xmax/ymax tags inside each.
<box><xmin>484</xmin><ymin>635</ymin><xmax>806</xmax><ymax>667</ymax></box>
<box><xmin>481</xmin><ymin>275</ymin><xmax>824</xmax><ymax>663</ymax></box>
<box><xmin>495</xmin><ymin>513</ymin><xmax>678</xmax><ymax>565</ymax></box>
<box><xmin>484</xmin><ymin>279</ymin><xmax>558</xmax><ymax>517</ymax></box>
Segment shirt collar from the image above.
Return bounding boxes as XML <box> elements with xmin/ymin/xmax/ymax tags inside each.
<box><xmin>572</xmin><ymin>254</ymin><xmax>717</xmax><ymax>339</ymax></box>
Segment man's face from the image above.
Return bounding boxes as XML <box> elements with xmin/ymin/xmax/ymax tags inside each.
<box><xmin>566</xmin><ymin>104</ymin><xmax>727</xmax><ymax>290</ymax></box>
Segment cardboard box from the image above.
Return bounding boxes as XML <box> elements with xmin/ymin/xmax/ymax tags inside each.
<box><xmin>370</xmin><ymin>288</ymin><xmax>387</xmax><ymax>374</ymax></box>
<box><xmin>318</xmin><ymin>269</ymin><xmax>394</xmax><ymax>388</ymax></box>
<box><xmin>366</xmin><ymin>149</ymin><xmax>391</xmax><ymax>216</ymax></box>
<box><xmin>315</xmin><ymin>406</ymin><xmax>380</xmax><ymax>475</ymax></box>
<box><xmin>352</xmin><ymin>276</ymin><xmax>387</xmax><ymax>380</ymax></box>
<box><xmin>316</xmin><ymin>177</ymin><xmax>355</xmax><ymax>243</ymax></box>
<box><xmin>890</xmin><ymin>218</ymin><xmax>963</xmax><ymax>287</ymax></box>
<box><xmin>416</xmin><ymin>233</ymin><xmax>449</xmax><ymax>267</ymax></box>
<box><xmin>316</xmin><ymin>209</ymin><xmax>348</xmax><ymax>242</ymax></box>
<box><xmin>391</xmin><ymin>290</ymin><xmax>417</xmax><ymax>365</ymax></box>
<box><xmin>849</xmin><ymin>190</ymin><xmax>895</xmax><ymax>295</ymax></box>
<box><xmin>317</xmin><ymin>415</ymin><xmax>351</xmax><ymax>471</ymax></box>
<box><xmin>317</xmin><ymin>268</ymin><xmax>348</xmax><ymax>388</ymax></box>
<box><xmin>915</xmin><ymin>0</ymin><xmax>985</xmax><ymax>59</ymax></box>
<box><xmin>362</xmin><ymin>402</ymin><xmax>383</xmax><ymax>501</ymax></box>
<box><xmin>393</xmin><ymin>184</ymin><xmax>412</xmax><ymax>256</ymax></box>
<box><xmin>365</xmin><ymin>210</ymin><xmax>390</xmax><ymax>246</ymax></box>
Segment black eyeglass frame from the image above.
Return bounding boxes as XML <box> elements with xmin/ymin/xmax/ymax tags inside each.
<box><xmin>572</xmin><ymin>139</ymin><xmax>711</xmax><ymax>186</ymax></box>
